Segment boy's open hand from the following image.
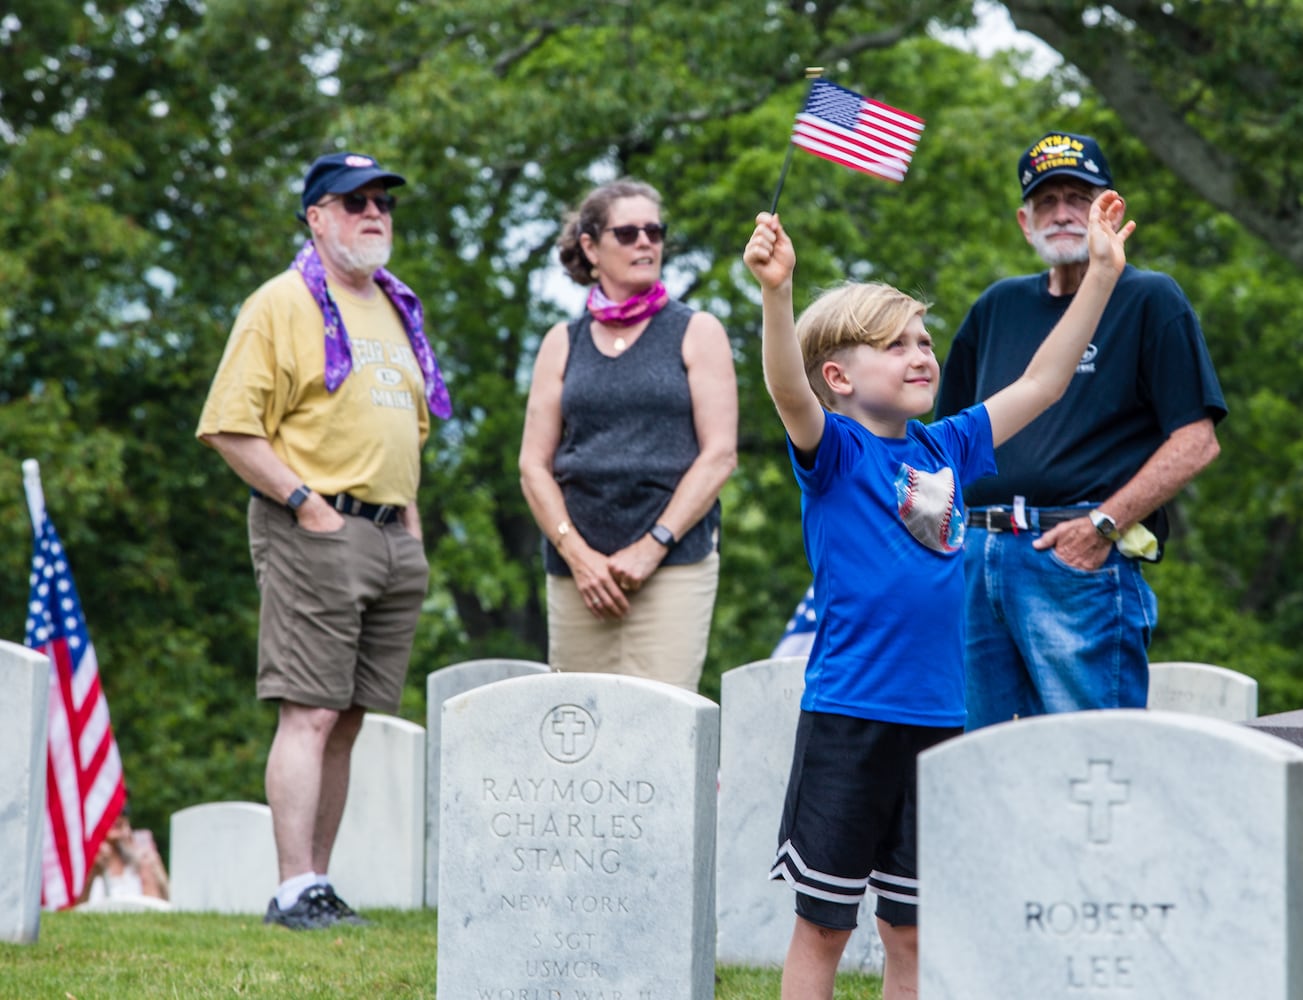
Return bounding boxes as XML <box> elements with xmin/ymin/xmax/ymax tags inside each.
<box><xmin>744</xmin><ymin>212</ymin><xmax>796</xmax><ymax>291</ymax></box>
<box><xmin>1088</xmin><ymin>190</ymin><xmax>1136</xmax><ymax>274</ymax></box>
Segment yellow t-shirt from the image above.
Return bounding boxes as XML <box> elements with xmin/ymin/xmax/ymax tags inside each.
<box><xmin>197</xmin><ymin>268</ymin><xmax>430</xmax><ymax>505</ymax></box>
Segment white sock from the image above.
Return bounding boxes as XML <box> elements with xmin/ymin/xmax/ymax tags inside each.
<box><xmin>275</xmin><ymin>871</ymin><xmax>320</xmax><ymax>909</ymax></box>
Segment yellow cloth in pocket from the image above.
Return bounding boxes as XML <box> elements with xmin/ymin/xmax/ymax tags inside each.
<box><xmin>1116</xmin><ymin>522</ymin><xmax>1159</xmax><ymax>561</ymax></box>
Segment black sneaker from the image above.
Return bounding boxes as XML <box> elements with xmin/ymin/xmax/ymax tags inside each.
<box><xmin>320</xmin><ymin>884</ymin><xmax>371</xmax><ymax>926</ymax></box>
<box><xmin>263</xmin><ymin>885</ymin><xmax>340</xmax><ymax>930</ymax></box>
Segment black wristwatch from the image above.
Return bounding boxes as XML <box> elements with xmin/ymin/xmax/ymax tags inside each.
<box><xmin>286</xmin><ymin>484</ymin><xmax>313</xmax><ymax>511</ymax></box>
<box><xmin>648</xmin><ymin>523</ymin><xmax>676</xmax><ymax>547</ymax></box>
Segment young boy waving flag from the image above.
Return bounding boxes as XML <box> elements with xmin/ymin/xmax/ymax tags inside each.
<box><xmin>743</xmin><ymin>190</ymin><xmax>1134</xmax><ymax>1000</ymax></box>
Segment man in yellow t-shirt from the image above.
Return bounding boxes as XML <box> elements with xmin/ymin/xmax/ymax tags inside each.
<box><xmin>197</xmin><ymin>151</ymin><xmax>450</xmax><ymax>931</ymax></box>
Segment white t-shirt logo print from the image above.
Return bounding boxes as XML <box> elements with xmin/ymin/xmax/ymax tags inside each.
<box><xmin>894</xmin><ymin>463</ymin><xmax>964</xmax><ymax>553</ymax></box>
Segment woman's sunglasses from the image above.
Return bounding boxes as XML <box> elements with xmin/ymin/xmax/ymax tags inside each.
<box><xmin>321</xmin><ymin>192</ymin><xmax>397</xmax><ymax>215</ymax></box>
<box><xmin>603</xmin><ymin>223</ymin><xmax>667</xmax><ymax>245</ymax></box>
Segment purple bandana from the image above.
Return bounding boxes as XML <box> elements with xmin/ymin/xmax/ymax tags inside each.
<box><xmin>293</xmin><ymin>240</ymin><xmax>452</xmax><ymax>419</ymax></box>
<box><xmin>586</xmin><ymin>281</ymin><xmax>670</xmax><ymax>327</ymax></box>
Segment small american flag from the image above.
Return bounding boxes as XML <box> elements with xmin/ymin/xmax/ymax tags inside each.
<box><xmin>791</xmin><ymin>79</ymin><xmax>925</xmax><ymax>183</ymax></box>
<box><xmin>772</xmin><ymin>583</ymin><xmax>817</xmax><ymax>659</ymax></box>
<box><xmin>23</xmin><ymin>462</ymin><xmax>126</xmax><ymax>910</ymax></box>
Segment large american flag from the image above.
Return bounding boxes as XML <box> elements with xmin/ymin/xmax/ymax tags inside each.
<box><xmin>23</xmin><ymin>464</ymin><xmax>126</xmax><ymax>910</ymax></box>
<box><xmin>791</xmin><ymin>79</ymin><xmax>925</xmax><ymax>183</ymax></box>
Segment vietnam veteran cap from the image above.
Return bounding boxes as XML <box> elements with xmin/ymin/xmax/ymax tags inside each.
<box><xmin>1018</xmin><ymin>132</ymin><xmax>1112</xmax><ymax>199</ymax></box>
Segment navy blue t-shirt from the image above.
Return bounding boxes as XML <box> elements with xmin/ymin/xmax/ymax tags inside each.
<box><xmin>936</xmin><ymin>265</ymin><xmax>1225</xmax><ymax>521</ymax></box>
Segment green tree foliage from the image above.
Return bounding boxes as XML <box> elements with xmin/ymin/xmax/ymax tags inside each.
<box><xmin>2</xmin><ymin>0</ymin><xmax>1301</xmax><ymax>847</ymax></box>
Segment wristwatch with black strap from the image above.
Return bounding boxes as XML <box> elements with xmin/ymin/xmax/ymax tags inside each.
<box><xmin>286</xmin><ymin>484</ymin><xmax>313</xmax><ymax>511</ymax></box>
<box><xmin>648</xmin><ymin>523</ymin><xmax>676</xmax><ymax>547</ymax></box>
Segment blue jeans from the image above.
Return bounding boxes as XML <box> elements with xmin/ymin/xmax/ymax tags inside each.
<box><xmin>962</xmin><ymin>526</ymin><xmax>1158</xmax><ymax>730</ymax></box>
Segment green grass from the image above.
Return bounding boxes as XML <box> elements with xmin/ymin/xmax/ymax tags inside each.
<box><xmin>0</xmin><ymin>909</ymin><xmax>884</xmax><ymax>999</ymax></box>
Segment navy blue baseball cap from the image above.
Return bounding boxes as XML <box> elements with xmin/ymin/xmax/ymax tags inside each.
<box><xmin>1018</xmin><ymin>132</ymin><xmax>1112</xmax><ymax>199</ymax></box>
<box><xmin>299</xmin><ymin>151</ymin><xmax>406</xmax><ymax>218</ymax></box>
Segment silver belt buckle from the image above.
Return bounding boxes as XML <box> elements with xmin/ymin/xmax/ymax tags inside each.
<box><xmin>333</xmin><ymin>494</ymin><xmax>365</xmax><ymax>516</ymax></box>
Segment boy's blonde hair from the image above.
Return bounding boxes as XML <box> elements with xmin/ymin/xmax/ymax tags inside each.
<box><xmin>795</xmin><ymin>281</ymin><xmax>930</xmax><ymax>410</ymax></box>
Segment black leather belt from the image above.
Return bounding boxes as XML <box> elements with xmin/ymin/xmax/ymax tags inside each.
<box><xmin>965</xmin><ymin>507</ymin><xmax>1087</xmax><ymax>533</ymax></box>
<box><xmin>320</xmin><ymin>492</ymin><xmax>403</xmax><ymax>526</ymax></box>
<box><xmin>251</xmin><ymin>488</ymin><xmax>403</xmax><ymax>526</ymax></box>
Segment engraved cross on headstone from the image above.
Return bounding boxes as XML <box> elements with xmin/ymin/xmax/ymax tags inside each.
<box><xmin>549</xmin><ymin>704</ymin><xmax>591</xmax><ymax>761</ymax></box>
<box><xmin>1069</xmin><ymin>759</ymin><xmax>1130</xmax><ymax>844</ymax></box>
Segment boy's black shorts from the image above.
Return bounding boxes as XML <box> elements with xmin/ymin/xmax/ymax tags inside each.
<box><xmin>769</xmin><ymin>709</ymin><xmax>961</xmax><ymax>930</ymax></box>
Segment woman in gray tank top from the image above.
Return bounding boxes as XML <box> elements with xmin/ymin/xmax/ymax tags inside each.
<box><xmin>519</xmin><ymin>179</ymin><xmax>738</xmax><ymax>691</ymax></box>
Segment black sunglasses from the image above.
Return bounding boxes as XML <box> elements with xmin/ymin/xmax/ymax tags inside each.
<box><xmin>603</xmin><ymin>223</ymin><xmax>667</xmax><ymax>245</ymax></box>
<box><xmin>321</xmin><ymin>192</ymin><xmax>397</xmax><ymax>215</ymax></box>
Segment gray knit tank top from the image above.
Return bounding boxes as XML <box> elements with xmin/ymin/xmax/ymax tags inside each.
<box><xmin>543</xmin><ymin>299</ymin><xmax>721</xmax><ymax>576</ymax></box>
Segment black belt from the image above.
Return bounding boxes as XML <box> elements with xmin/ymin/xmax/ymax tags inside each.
<box><xmin>321</xmin><ymin>492</ymin><xmax>403</xmax><ymax>525</ymax></box>
<box><xmin>251</xmin><ymin>488</ymin><xmax>403</xmax><ymax>526</ymax></box>
<box><xmin>965</xmin><ymin>507</ymin><xmax>1087</xmax><ymax>533</ymax></box>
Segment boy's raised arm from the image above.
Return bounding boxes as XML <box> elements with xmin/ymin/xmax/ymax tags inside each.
<box><xmin>744</xmin><ymin>212</ymin><xmax>826</xmax><ymax>453</ymax></box>
<box><xmin>984</xmin><ymin>190</ymin><xmax>1136</xmax><ymax>448</ymax></box>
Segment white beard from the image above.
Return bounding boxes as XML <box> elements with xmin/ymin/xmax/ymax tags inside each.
<box><xmin>1028</xmin><ymin>225</ymin><xmax>1089</xmax><ymax>267</ymax></box>
<box><xmin>320</xmin><ymin>213</ymin><xmax>391</xmax><ymax>277</ymax></box>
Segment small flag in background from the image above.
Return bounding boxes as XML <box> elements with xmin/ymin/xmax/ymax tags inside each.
<box><xmin>772</xmin><ymin>583</ymin><xmax>817</xmax><ymax>658</ymax></box>
<box><xmin>22</xmin><ymin>460</ymin><xmax>126</xmax><ymax>910</ymax></box>
<box><xmin>791</xmin><ymin>78</ymin><xmax>925</xmax><ymax>183</ymax></box>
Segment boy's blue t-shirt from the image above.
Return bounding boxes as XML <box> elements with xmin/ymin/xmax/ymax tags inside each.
<box><xmin>790</xmin><ymin>406</ymin><xmax>996</xmax><ymax>727</ymax></box>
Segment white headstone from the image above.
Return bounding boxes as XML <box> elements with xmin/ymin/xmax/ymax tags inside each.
<box><xmin>1147</xmin><ymin>660</ymin><xmax>1258</xmax><ymax>721</ymax></box>
<box><xmin>919</xmin><ymin>710</ymin><xmax>1303</xmax><ymax>999</ymax></box>
<box><xmin>715</xmin><ymin>656</ymin><xmax>884</xmax><ymax>972</ymax></box>
<box><xmin>331</xmin><ymin>712</ymin><xmax>425</xmax><ymax>909</ymax></box>
<box><xmin>169</xmin><ymin>801</ymin><xmax>277</xmax><ymax>914</ymax></box>
<box><xmin>437</xmin><ymin>673</ymin><xmax>719</xmax><ymax>999</ymax></box>
<box><xmin>425</xmin><ymin>658</ymin><xmax>550</xmax><ymax>905</ymax></box>
<box><xmin>0</xmin><ymin>641</ymin><xmax>49</xmax><ymax>944</ymax></box>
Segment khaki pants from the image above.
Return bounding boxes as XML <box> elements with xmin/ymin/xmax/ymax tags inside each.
<box><xmin>545</xmin><ymin>552</ymin><xmax>719</xmax><ymax>692</ymax></box>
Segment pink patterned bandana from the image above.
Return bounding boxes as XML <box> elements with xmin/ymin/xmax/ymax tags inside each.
<box><xmin>293</xmin><ymin>240</ymin><xmax>452</xmax><ymax>419</ymax></box>
<box><xmin>586</xmin><ymin>281</ymin><xmax>670</xmax><ymax>327</ymax></box>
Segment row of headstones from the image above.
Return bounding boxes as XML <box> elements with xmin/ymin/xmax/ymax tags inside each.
<box><xmin>161</xmin><ymin>658</ymin><xmax>1259</xmax><ymax>911</ymax></box>
<box><xmin>0</xmin><ymin>649</ymin><xmax>1269</xmax><ymax>932</ymax></box>
<box><xmin>5</xmin><ymin>641</ymin><xmax>1299</xmax><ymax>997</ymax></box>
<box><xmin>432</xmin><ymin>661</ymin><xmax>1301</xmax><ymax>999</ymax></box>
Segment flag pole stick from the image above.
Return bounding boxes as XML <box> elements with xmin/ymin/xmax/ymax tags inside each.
<box><xmin>769</xmin><ymin>145</ymin><xmax>795</xmax><ymax>216</ymax></box>
<box><xmin>769</xmin><ymin>66</ymin><xmax>824</xmax><ymax>215</ymax></box>
<box><xmin>23</xmin><ymin>459</ymin><xmax>44</xmax><ymax>534</ymax></box>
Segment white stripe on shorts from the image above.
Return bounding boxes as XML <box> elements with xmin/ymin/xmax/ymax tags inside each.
<box><xmin>869</xmin><ymin>868</ymin><xmax>919</xmax><ymax>906</ymax></box>
<box><xmin>770</xmin><ymin>839</ymin><xmax>870</xmax><ymax>904</ymax></box>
